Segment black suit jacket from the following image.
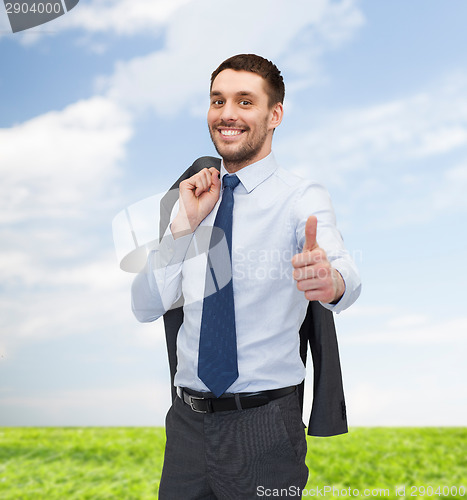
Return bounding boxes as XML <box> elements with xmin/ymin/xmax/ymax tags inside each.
<box><xmin>159</xmin><ymin>156</ymin><xmax>348</xmax><ymax>437</ymax></box>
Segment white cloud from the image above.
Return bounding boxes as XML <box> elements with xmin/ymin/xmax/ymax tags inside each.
<box><xmin>342</xmin><ymin>316</ymin><xmax>467</xmax><ymax>345</ymax></box>
<box><xmin>303</xmin><ymin>311</ymin><xmax>467</xmax><ymax>426</ymax></box>
<box><xmin>434</xmin><ymin>163</ymin><xmax>467</xmax><ymax>211</ymax></box>
<box><xmin>0</xmin><ymin>250</ymin><xmax>165</xmax><ymax>346</ymax></box>
<box><xmin>333</xmin><ymin>307</ymin><xmax>467</xmax><ymax>425</ymax></box>
<box><xmin>387</xmin><ymin>314</ymin><xmax>428</xmax><ymax>329</ymax></box>
<box><xmin>274</xmin><ymin>72</ymin><xmax>467</xmax><ymax>231</ymax></box>
<box><xmin>0</xmin><ymin>0</ymin><xmax>366</xmax><ymax>362</ymax></box>
<box><xmin>0</xmin><ymin>93</ymin><xmax>138</xmax><ymax>356</ymax></box>
<box><xmin>4</xmin><ymin>0</ymin><xmax>364</xmax><ymax>59</ymax></box>
<box><xmin>0</xmin><ymin>381</ymin><xmax>171</xmax><ymax>425</ymax></box>
<box><xmin>0</xmin><ymin>96</ymin><xmax>132</xmax><ymax>223</ymax></box>
<box><xmin>338</xmin><ymin>304</ymin><xmax>398</xmax><ymax>318</ymax></box>
<box><xmin>100</xmin><ymin>0</ymin><xmax>364</xmax><ymax>116</ymax></box>
<box><xmin>279</xmin><ymin>75</ymin><xmax>467</xmax><ymax>184</ymax></box>
<box><xmin>347</xmin><ymin>380</ymin><xmax>467</xmax><ymax>426</ymax></box>
<box><xmin>0</xmin><ymin>0</ymin><xmax>366</xmax><ymax>369</ymax></box>
<box><xmin>1</xmin><ymin>0</ymin><xmax>193</xmax><ymax>43</ymax></box>
<box><xmin>61</xmin><ymin>0</ymin><xmax>193</xmax><ymax>35</ymax></box>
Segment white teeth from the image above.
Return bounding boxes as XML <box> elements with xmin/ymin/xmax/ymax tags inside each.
<box><xmin>221</xmin><ymin>129</ymin><xmax>242</xmax><ymax>136</ymax></box>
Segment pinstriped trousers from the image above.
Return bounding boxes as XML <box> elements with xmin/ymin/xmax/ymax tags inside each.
<box><xmin>158</xmin><ymin>390</ymin><xmax>308</xmax><ymax>499</ymax></box>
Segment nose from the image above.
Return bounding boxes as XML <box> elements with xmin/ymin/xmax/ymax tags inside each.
<box><xmin>219</xmin><ymin>101</ymin><xmax>238</xmax><ymax>123</ymax></box>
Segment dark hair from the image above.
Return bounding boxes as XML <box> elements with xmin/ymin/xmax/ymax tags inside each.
<box><xmin>210</xmin><ymin>54</ymin><xmax>285</xmax><ymax>108</ymax></box>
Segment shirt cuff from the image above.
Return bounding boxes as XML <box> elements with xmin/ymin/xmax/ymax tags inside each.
<box><xmin>319</xmin><ymin>261</ymin><xmax>362</xmax><ymax>314</ymax></box>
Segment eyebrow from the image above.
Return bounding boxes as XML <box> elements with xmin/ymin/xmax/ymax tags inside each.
<box><xmin>210</xmin><ymin>90</ymin><xmax>258</xmax><ymax>98</ymax></box>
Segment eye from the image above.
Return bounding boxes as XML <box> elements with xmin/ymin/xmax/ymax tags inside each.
<box><xmin>211</xmin><ymin>99</ymin><xmax>224</xmax><ymax>106</ymax></box>
<box><xmin>240</xmin><ymin>100</ymin><xmax>252</xmax><ymax>106</ymax></box>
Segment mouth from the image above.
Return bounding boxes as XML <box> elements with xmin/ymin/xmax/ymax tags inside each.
<box><xmin>217</xmin><ymin>128</ymin><xmax>245</xmax><ymax>139</ymax></box>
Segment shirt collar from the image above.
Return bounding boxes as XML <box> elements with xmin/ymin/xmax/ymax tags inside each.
<box><xmin>220</xmin><ymin>152</ymin><xmax>278</xmax><ymax>194</ymax></box>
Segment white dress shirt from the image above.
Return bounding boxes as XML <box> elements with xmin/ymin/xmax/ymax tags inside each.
<box><xmin>131</xmin><ymin>152</ymin><xmax>361</xmax><ymax>393</ymax></box>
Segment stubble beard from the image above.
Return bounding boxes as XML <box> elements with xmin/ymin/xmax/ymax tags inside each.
<box><xmin>208</xmin><ymin>120</ymin><xmax>269</xmax><ymax>171</ymax></box>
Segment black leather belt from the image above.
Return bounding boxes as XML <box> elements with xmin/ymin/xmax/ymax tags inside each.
<box><xmin>177</xmin><ymin>385</ymin><xmax>296</xmax><ymax>413</ymax></box>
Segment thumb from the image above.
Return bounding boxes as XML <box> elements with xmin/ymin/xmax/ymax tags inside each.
<box><xmin>303</xmin><ymin>215</ymin><xmax>318</xmax><ymax>252</ymax></box>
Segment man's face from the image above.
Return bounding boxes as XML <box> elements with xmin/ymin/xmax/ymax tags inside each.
<box><xmin>208</xmin><ymin>69</ymin><xmax>281</xmax><ymax>170</ymax></box>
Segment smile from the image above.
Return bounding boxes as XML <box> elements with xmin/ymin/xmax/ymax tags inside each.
<box><xmin>219</xmin><ymin>128</ymin><xmax>244</xmax><ymax>137</ymax></box>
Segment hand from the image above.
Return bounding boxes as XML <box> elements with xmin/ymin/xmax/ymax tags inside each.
<box><xmin>171</xmin><ymin>167</ymin><xmax>221</xmax><ymax>238</ymax></box>
<box><xmin>291</xmin><ymin>216</ymin><xmax>345</xmax><ymax>304</ymax></box>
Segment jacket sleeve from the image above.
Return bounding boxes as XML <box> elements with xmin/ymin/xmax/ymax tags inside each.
<box><xmin>304</xmin><ymin>301</ymin><xmax>348</xmax><ymax>436</ymax></box>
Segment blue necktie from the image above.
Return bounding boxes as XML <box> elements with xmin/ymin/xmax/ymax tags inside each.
<box><xmin>198</xmin><ymin>174</ymin><xmax>240</xmax><ymax>397</ymax></box>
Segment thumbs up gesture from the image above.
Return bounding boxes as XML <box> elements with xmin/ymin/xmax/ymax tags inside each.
<box><xmin>292</xmin><ymin>216</ymin><xmax>345</xmax><ymax>304</ymax></box>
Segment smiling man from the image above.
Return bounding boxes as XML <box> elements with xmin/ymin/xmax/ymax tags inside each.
<box><xmin>131</xmin><ymin>54</ymin><xmax>361</xmax><ymax>499</ymax></box>
<box><xmin>207</xmin><ymin>67</ymin><xmax>280</xmax><ymax>171</ymax></box>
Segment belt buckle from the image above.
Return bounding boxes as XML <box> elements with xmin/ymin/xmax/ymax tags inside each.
<box><xmin>188</xmin><ymin>395</ymin><xmax>212</xmax><ymax>413</ymax></box>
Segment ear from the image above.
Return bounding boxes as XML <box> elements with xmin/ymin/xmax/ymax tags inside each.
<box><xmin>269</xmin><ymin>102</ymin><xmax>284</xmax><ymax>131</ymax></box>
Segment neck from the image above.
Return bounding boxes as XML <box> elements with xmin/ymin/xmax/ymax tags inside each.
<box><xmin>223</xmin><ymin>149</ymin><xmax>272</xmax><ymax>174</ymax></box>
<box><xmin>223</xmin><ymin>160</ymin><xmax>252</xmax><ymax>174</ymax></box>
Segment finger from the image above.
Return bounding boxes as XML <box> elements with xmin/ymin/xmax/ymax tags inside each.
<box><xmin>303</xmin><ymin>215</ymin><xmax>318</xmax><ymax>252</ymax></box>
<box><xmin>294</xmin><ymin>262</ymin><xmax>332</xmax><ymax>282</ymax></box>
<box><xmin>293</xmin><ymin>266</ymin><xmax>318</xmax><ymax>281</ymax></box>
<box><xmin>208</xmin><ymin>167</ymin><xmax>221</xmax><ymax>181</ymax></box>
<box><xmin>194</xmin><ymin>169</ymin><xmax>211</xmax><ymax>196</ymax></box>
<box><xmin>292</xmin><ymin>247</ymin><xmax>326</xmax><ymax>269</ymax></box>
<box><xmin>305</xmin><ymin>287</ymin><xmax>335</xmax><ymax>303</ymax></box>
<box><xmin>208</xmin><ymin>168</ymin><xmax>221</xmax><ymax>192</ymax></box>
<box><xmin>304</xmin><ymin>289</ymin><xmax>328</xmax><ymax>302</ymax></box>
<box><xmin>296</xmin><ymin>278</ymin><xmax>322</xmax><ymax>293</ymax></box>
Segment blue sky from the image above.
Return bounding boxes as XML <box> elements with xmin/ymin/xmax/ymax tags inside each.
<box><xmin>1</xmin><ymin>0</ymin><xmax>467</xmax><ymax>427</ymax></box>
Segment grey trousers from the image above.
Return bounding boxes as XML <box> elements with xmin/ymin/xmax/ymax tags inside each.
<box><xmin>158</xmin><ymin>389</ymin><xmax>308</xmax><ymax>499</ymax></box>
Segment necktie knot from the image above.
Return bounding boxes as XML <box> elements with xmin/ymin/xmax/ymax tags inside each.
<box><xmin>223</xmin><ymin>174</ymin><xmax>240</xmax><ymax>191</ymax></box>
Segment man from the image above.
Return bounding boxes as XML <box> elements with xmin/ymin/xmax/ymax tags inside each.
<box><xmin>132</xmin><ymin>54</ymin><xmax>361</xmax><ymax>499</ymax></box>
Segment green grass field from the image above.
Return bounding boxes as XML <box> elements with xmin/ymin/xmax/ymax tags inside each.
<box><xmin>0</xmin><ymin>427</ymin><xmax>466</xmax><ymax>499</ymax></box>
